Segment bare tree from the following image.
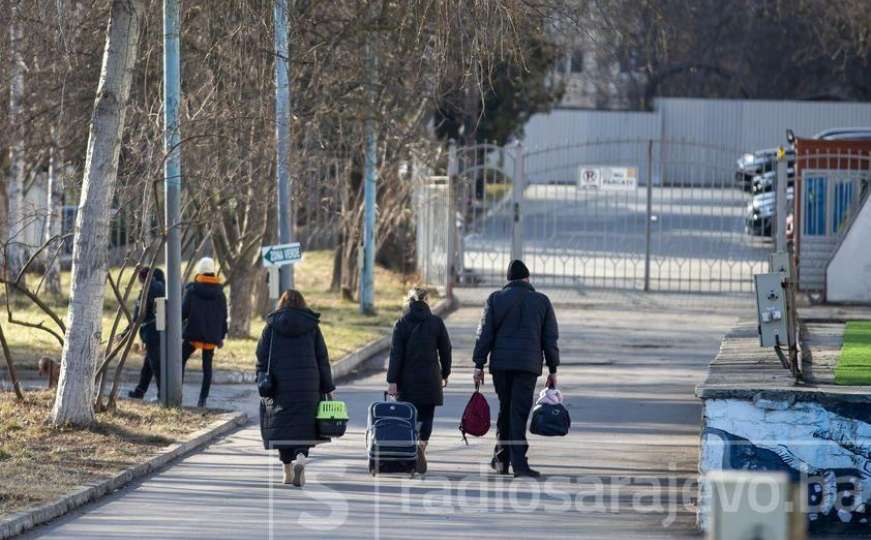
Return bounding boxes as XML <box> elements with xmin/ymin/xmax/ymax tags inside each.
<box><xmin>44</xmin><ymin>127</ymin><xmax>64</xmax><ymax>296</ymax></box>
<box><xmin>6</xmin><ymin>2</ymin><xmax>26</xmax><ymax>278</ymax></box>
<box><xmin>0</xmin><ymin>0</ymin><xmax>566</xmax><ymax>349</ymax></box>
<box><xmin>563</xmin><ymin>0</ymin><xmax>871</xmax><ymax>108</ymax></box>
<box><xmin>42</xmin><ymin>0</ymin><xmax>78</xmax><ymax>298</ymax></box>
<box><xmin>51</xmin><ymin>0</ymin><xmax>145</xmax><ymax>427</ymax></box>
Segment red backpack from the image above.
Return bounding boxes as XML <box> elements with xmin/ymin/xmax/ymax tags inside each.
<box><xmin>459</xmin><ymin>383</ymin><xmax>491</xmax><ymax>444</ymax></box>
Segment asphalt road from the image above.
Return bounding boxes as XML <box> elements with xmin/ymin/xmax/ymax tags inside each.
<box><xmin>21</xmin><ymin>289</ymin><xmax>749</xmax><ymax>540</ymax></box>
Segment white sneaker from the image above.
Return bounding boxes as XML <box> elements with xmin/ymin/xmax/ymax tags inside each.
<box><xmin>292</xmin><ymin>454</ymin><xmax>306</xmax><ymax>487</ymax></box>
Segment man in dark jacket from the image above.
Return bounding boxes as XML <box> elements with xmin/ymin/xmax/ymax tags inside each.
<box><xmin>128</xmin><ymin>267</ymin><xmax>166</xmax><ymax>399</ymax></box>
<box><xmin>181</xmin><ymin>257</ymin><xmax>228</xmax><ymax>407</ymax></box>
<box><xmin>472</xmin><ymin>259</ymin><xmax>559</xmax><ymax>478</ymax></box>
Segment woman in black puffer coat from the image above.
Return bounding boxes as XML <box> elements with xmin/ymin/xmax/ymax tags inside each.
<box><xmin>386</xmin><ymin>287</ymin><xmax>452</xmax><ymax>474</ymax></box>
<box><xmin>256</xmin><ymin>289</ymin><xmax>335</xmax><ymax>487</ymax></box>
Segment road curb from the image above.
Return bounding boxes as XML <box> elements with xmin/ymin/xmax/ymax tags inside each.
<box><xmin>0</xmin><ymin>410</ymin><xmax>247</xmax><ymax>539</ymax></box>
<box><xmin>2</xmin><ymin>368</ymin><xmax>257</xmax><ymax>387</ymax></box>
<box><xmin>331</xmin><ymin>296</ymin><xmax>457</xmax><ymax>380</ymax></box>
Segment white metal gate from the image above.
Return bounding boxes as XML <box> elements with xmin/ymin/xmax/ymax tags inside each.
<box><xmin>450</xmin><ymin>139</ymin><xmax>771</xmax><ymax>293</ymax></box>
<box><xmin>414</xmin><ymin>175</ymin><xmax>452</xmax><ymax>295</ymax></box>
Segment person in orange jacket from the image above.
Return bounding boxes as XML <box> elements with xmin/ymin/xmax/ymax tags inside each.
<box><xmin>181</xmin><ymin>257</ymin><xmax>228</xmax><ymax>407</ymax></box>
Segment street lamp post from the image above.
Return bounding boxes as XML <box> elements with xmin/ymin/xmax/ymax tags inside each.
<box><xmin>360</xmin><ymin>38</ymin><xmax>377</xmax><ymax>315</ymax></box>
<box><xmin>274</xmin><ymin>0</ymin><xmax>293</xmax><ymax>291</ymax></box>
<box><xmin>162</xmin><ymin>0</ymin><xmax>183</xmax><ymax>407</ymax></box>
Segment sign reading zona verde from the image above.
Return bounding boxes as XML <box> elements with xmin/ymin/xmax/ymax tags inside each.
<box><xmin>261</xmin><ymin>242</ymin><xmax>302</xmax><ymax>267</ymax></box>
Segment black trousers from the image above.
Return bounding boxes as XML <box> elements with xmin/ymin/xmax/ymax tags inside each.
<box><xmin>278</xmin><ymin>447</ymin><xmax>310</xmax><ymax>464</ymax></box>
<box><xmin>133</xmin><ymin>356</ymin><xmax>152</xmax><ymax>395</ymax></box>
<box><xmin>415</xmin><ymin>404</ymin><xmax>436</xmax><ymax>442</ymax></box>
<box><xmin>491</xmin><ymin>369</ymin><xmax>538</xmax><ymax>472</ymax></box>
<box><xmin>133</xmin><ymin>335</ymin><xmax>162</xmax><ymax>394</ymax></box>
<box><xmin>181</xmin><ymin>341</ymin><xmax>214</xmax><ymax>403</ymax></box>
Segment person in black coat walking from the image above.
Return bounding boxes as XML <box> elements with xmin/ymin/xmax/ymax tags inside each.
<box><xmin>181</xmin><ymin>257</ymin><xmax>228</xmax><ymax>408</ymax></box>
<box><xmin>257</xmin><ymin>289</ymin><xmax>335</xmax><ymax>487</ymax></box>
<box><xmin>127</xmin><ymin>267</ymin><xmax>166</xmax><ymax>399</ymax></box>
<box><xmin>472</xmin><ymin>259</ymin><xmax>560</xmax><ymax>478</ymax></box>
<box><xmin>386</xmin><ymin>287</ymin><xmax>452</xmax><ymax>474</ymax></box>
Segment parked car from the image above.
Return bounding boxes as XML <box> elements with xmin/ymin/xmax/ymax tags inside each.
<box><xmin>813</xmin><ymin>127</ymin><xmax>871</xmax><ymax>141</ymax></box>
<box><xmin>736</xmin><ymin>149</ymin><xmax>777</xmax><ymax>192</ymax></box>
<box><xmin>746</xmin><ymin>187</ymin><xmax>794</xmax><ymax>237</ymax></box>
<box><xmin>751</xmin><ymin>168</ymin><xmax>795</xmax><ymax>194</ymax></box>
<box><xmin>751</xmin><ymin>171</ymin><xmax>776</xmax><ymax>193</ymax></box>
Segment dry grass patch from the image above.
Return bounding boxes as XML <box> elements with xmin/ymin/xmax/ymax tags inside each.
<box><xmin>218</xmin><ymin>250</ymin><xmax>420</xmax><ymax>372</ymax></box>
<box><xmin>0</xmin><ymin>391</ymin><xmax>223</xmax><ymax>517</ymax></box>
<box><xmin>2</xmin><ymin>250</ymin><xmax>422</xmax><ymax>377</ymax></box>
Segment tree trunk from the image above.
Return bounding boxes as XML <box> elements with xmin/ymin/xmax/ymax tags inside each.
<box><xmin>339</xmin><ymin>158</ymin><xmax>363</xmax><ymax>301</ymax></box>
<box><xmin>253</xmin><ymin>266</ymin><xmax>273</xmax><ymax>319</ymax></box>
<box><xmin>340</xmin><ymin>229</ymin><xmax>359</xmax><ymax>301</ymax></box>
<box><xmin>228</xmin><ymin>266</ymin><xmax>256</xmax><ymax>337</ymax></box>
<box><xmin>0</xmin><ymin>322</ymin><xmax>24</xmax><ymax>400</ymax></box>
<box><xmin>329</xmin><ymin>236</ymin><xmax>343</xmax><ymax>291</ymax></box>
<box><xmin>7</xmin><ymin>3</ymin><xmax>26</xmax><ymax>278</ymax></box>
<box><xmin>51</xmin><ymin>0</ymin><xmax>144</xmax><ymax>427</ymax></box>
<box><xmin>44</xmin><ymin>128</ymin><xmax>64</xmax><ymax>296</ymax></box>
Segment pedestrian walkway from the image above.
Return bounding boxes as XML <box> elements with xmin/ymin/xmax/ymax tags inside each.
<box><xmin>21</xmin><ymin>289</ymin><xmax>750</xmax><ymax>540</ymax></box>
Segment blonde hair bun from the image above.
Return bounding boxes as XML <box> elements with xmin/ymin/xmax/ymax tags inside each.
<box><xmin>406</xmin><ymin>287</ymin><xmax>429</xmax><ymax>304</ymax></box>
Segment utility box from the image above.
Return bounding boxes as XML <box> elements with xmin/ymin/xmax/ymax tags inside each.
<box><xmin>267</xmin><ymin>266</ymin><xmax>280</xmax><ymax>301</ymax></box>
<box><xmin>755</xmin><ymin>272</ymin><xmax>789</xmax><ymax>348</ymax></box>
<box><xmin>154</xmin><ymin>297</ymin><xmax>166</xmax><ymax>332</ymax></box>
<box><xmin>706</xmin><ymin>470</ymin><xmax>806</xmax><ymax>540</ymax></box>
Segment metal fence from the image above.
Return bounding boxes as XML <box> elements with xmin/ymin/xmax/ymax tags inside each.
<box><xmin>413</xmin><ymin>175</ymin><xmax>452</xmax><ymax>295</ymax></box>
<box><xmin>293</xmin><ymin>156</ymin><xmax>349</xmax><ymax>251</ymax></box>
<box><xmin>444</xmin><ymin>138</ymin><xmax>774</xmax><ymax>293</ymax></box>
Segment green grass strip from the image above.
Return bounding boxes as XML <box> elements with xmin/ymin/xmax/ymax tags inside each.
<box><xmin>834</xmin><ymin>320</ymin><xmax>871</xmax><ymax>385</ymax></box>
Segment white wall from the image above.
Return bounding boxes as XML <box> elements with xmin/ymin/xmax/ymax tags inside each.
<box><xmin>658</xmin><ymin>98</ymin><xmax>871</xmax><ymax>152</ymax></box>
<box><xmin>522</xmin><ymin>98</ymin><xmax>871</xmax><ymax>154</ymax></box>
<box><xmin>521</xmin><ymin>108</ymin><xmax>660</xmax><ymax>150</ymax></box>
<box><xmin>519</xmin><ymin>98</ymin><xmax>871</xmax><ymax>186</ymax></box>
<box><xmin>827</xmin><ymin>197</ymin><xmax>871</xmax><ymax>303</ymax></box>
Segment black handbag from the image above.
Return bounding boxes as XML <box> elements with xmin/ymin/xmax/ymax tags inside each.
<box><xmin>530</xmin><ymin>402</ymin><xmax>571</xmax><ymax>437</ymax></box>
<box><xmin>257</xmin><ymin>333</ymin><xmax>275</xmax><ymax>398</ymax></box>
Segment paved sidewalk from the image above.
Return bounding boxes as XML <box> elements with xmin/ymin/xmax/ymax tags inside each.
<box><xmin>21</xmin><ymin>289</ymin><xmax>749</xmax><ymax>540</ymax></box>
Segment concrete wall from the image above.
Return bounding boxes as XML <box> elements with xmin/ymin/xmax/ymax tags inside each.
<box><xmin>699</xmin><ymin>396</ymin><xmax>871</xmax><ymax>532</ymax></box>
<box><xmin>827</xmin><ymin>197</ymin><xmax>871</xmax><ymax>303</ymax></box>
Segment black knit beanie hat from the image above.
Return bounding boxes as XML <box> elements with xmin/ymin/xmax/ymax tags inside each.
<box><xmin>507</xmin><ymin>259</ymin><xmax>530</xmax><ymax>281</ymax></box>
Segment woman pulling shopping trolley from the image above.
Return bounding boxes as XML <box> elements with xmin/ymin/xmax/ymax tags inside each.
<box><xmin>383</xmin><ymin>287</ymin><xmax>452</xmax><ymax>474</ymax></box>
